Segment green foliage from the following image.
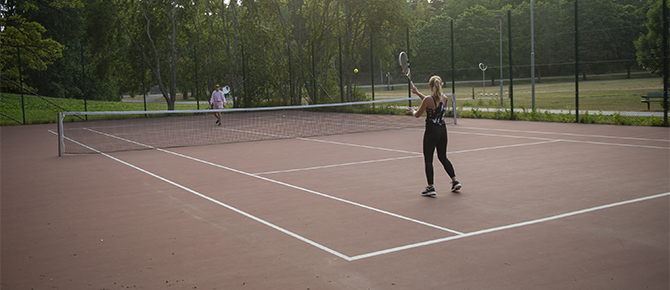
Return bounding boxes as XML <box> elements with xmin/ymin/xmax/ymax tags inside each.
<box><xmin>0</xmin><ymin>15</ymin><xmax>65</xmax><ymax>93</ymax></box>
<box><xmin>0</xmin><ymin>0</ymin><xmax>85</xmax><ymax>96</ymax></box>
<box><xmin>635</xmin><ymin>0</ymin><xmax>669</xmax><ymax>75</ymax></box>
<box><xmin>410</xmin><ymin>0</ymin><xmax>650</xmax><ymax>82</ymax></box>
<box><xmin>0</xmin><ymin>92</ymin><xmax>199</xmax><ymax>125</ymax></box>
<box><xmin>0</xmin><ymin>0</ymin><xmax>665</xmax><ymax>120</ymax></box>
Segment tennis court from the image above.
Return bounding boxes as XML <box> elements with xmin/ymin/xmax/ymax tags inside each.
<box><xmin>2</xmin><ymin>117</ymin><xmax>668</xmax><ymax>289</ymax></box>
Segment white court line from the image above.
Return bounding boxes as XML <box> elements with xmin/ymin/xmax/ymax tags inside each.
<box><xmin>255</xmin><ymin>155</ymin><xmax>419</xmax><ymax>175</ymax></box>
<box><xmin>256</xmin><ymin>122</ymin><xmax>666</xmax><ymax>176</ymax></box>
<box><xmin>455</xmin><ymin>126</ymin><xmax>670</xmax><ymax>142</ymax></box>
<box><xmin>270</xmin><ymin>127</ymin><xmax>664</xmax><ymax>177</ymax></box>
<box><xmin>72</xmin><ymin>128</ymin><xmax>465</xmax><ymax>237</ymax></box>
<box><xmin>557</xmin><ymin>138</ymin><xmax>670</xmax><ymax>150</ymax></box>
<box><xmin>52</xmin><ymin>129</ymin><xmax>670</xmax><ymax>262</ymax></box>
<box><xmin>56</xmin><ymin>132</ymin><xmax>351</xmax><ymax>261</ymax></box>
<box><xmin>440</xmin><ymin>129</ymin><xmax>669</xmax><ymax>150</ymax></box>
<box><xmin>221</xmin><ymin>127</ymin><xmax>421</xmax><ymax>155</ymax></box>
<box><xmin>348</xmin><ymin>191</ymin><xmax>670</xmax><ymax>261</ymax></box>
<box><xmin>449</xmin><ymin>139</ymin><xmax>562</xmax><ymax>154</ymax></box>
<box><xmin>255</xmin><ymin>140</ymin><xmax>560</xmax><ymax>175</ymax></box>
<box><xmin>295</xmin><ymin>137</ymin><xmax>419</xmax><ymax>154</ymax></box>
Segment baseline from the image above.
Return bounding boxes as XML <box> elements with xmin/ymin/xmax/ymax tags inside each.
<box><xmin>50</xmin><ymin>128</ymin><xmax>669</xmax><ymax>263</ymax></box>
<box><xmin>349</xmin><ymin>192</ymin><xmax>670</xmax><ymax>261</ymax></box>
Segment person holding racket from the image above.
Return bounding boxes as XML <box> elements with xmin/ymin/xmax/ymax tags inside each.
<box><xmin>210</xmin><ymin>84</ymin><xmax>227</xmax><ymax>126</ymax></box>
<box><xmin>408</xmin><ymin>76</ymin><xmax>461</xmax><ymax>196</ymax></box>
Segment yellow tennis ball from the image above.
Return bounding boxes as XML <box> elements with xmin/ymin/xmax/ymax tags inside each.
<box><xmin>354</xmin><ymin>68</ymin><xmax>359</xmax><ymax>73</ymax></box>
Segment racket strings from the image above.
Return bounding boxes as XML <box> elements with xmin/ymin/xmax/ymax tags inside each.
<box><xmin>399</xmin><ymin>52</ymin><xmax>412</xmax><ymax>81</ymax></box>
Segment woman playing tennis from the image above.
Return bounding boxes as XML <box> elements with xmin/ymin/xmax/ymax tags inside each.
<box><xmin>210</xmin><ymin>84</ymin><xmax>227</xmax><ymax>126</ymax></box>
<box><xmin>408</xmin><ymin>76</ymin><xmax>461</xmax><ymax>196</ymax></box>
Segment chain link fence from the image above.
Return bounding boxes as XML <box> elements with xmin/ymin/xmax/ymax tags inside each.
<box><xmin>3</xmin><ymin>1</ymin><xmax>668</xmax><ymax>126</ymax></box>
<box><xmin>353</xmin><ymin>1</ymin><xmax>668</xmax><ymax>125</ymax></box>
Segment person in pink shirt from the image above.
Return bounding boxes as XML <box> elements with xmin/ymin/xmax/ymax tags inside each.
<box><xmin>209</xmin><ymin>84</ymin><xmax>227</xmax><ymax>126</ymax></box>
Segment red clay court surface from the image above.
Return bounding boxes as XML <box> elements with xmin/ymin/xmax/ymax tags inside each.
<box><xmin>2</xmin><ymin>118</ymin><xmax>669</xmax><ymax>289</ymax></box>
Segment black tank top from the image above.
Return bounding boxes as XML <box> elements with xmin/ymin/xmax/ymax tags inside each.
<box><xmin>425</xmin><ymin>97</ymin><xmax>446</xmax><ymax>126</ymax></box>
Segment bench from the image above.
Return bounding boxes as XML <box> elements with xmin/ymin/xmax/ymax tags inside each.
<box><xmin>641</xmin><ymin>92</ymin><xmax>668</xmax><ymax>110</ymax></box>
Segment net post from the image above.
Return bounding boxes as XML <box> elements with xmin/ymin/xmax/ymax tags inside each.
<box><xmin>58</xmin><ymin>112</ymin><xmax>64</xmax><ymax>157</ymax></box>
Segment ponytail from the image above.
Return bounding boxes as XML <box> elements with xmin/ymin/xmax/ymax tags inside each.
<box><xmin>430</xmin><ymin>75</ymin><xmax>443</xmax><ymax>103</ymax></box>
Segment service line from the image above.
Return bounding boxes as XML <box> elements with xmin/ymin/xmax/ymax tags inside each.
<box><xmin>51</xmin><ymin>129</ymin><xmax>670</xmax><ymax>262</ymax></box>
<box><xmin>254</xmin><ymin>139</ymin><xmax>560</xmax><ymax>175</ymax></box>
<box><xmin>54</xmin><ymin>129</ymin><xmax>465</xmax><ymax>261</ymax></box>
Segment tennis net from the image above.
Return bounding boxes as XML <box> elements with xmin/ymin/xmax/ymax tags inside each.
<box><xmin>58</xmin><ymin>97</ymin><xmax>456</xmax><ymax>155</ymax></box>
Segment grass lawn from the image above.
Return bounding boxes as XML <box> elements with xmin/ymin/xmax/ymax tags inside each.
<box><xmin>361</xmin><ymin>77</ymin><xmax>665</xmax><ymax>112</ymax></box>
<box><xmin>0</xmin><ymin>94</ymin><xmax>204</xmax><ymax>125</ymax></box>
<box><xmin>2</xmin><ymin>76</ymin><xmax>667</xmax><ymax>126</ymax></box>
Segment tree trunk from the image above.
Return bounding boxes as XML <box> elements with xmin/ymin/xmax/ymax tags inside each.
<box><xmin>167</xmin><ymin>4</ymin><xmax>179</xmax><ymax>110</ymax></box>
<box><xmin>221</xmin><ymin>1</ymin><xmax>239</xmax><ymax>107</ymax></box>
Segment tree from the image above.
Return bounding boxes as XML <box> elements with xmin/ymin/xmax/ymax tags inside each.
<box><xmin>452</xmin><ymin>5</ymin><xmax>501</xmax><ymax>80</ymax></box>
<box><xmin>577</xmin><ymin>0</ymin><xmax>646</xmax><ymax>79</ymax></box>
<box><xmin>114</xmin><ymin>0</ymin><xmax>189</xmax><ymax>110</ymax></box>
<box><xmin>83</xmin><ymin>0</ymin><xmax>138</xmax><ymax>101</ymax></box>
<box><xmin>414</xmin><ymin>15</ymin><xmax>454</xmax><ymax>78</ymax></box>
<box><xmin>0</xmin><ymin>0</ymin><xmax>75</xmax><ymax>93</ymax></box>
<box><xmin>635</xmin><ymin>0</ymin><xmax>669</xmax><ymax>75</ymax></box>
<box><xmin>5</xmin><ymin>0</ymin><xmax>653</xmax><ymax>108</ymax></box>
<box><xmin>27</xmin><ymin>1</ymin><xmax>86</xmax><ymax>99</ymax></box>
<box><xmin>335</xmin><ymin>0</ymin><xmax>408</xmax><ymax>101</ymax></box>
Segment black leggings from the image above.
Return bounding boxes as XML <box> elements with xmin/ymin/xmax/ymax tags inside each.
<box><xmin>423</xmin><ymin>122</ymin><xmax>456</xmax><ymax>185</ymax></box>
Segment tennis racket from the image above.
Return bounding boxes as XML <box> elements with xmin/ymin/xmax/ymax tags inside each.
<box><xmin>398</xmin><ymin>51</ymin><xmax>414</xmax><ymax>86</ymax></box>
<box><xmin>221</xmin><ymin>86</ymin><xmax>230</xmax><ymax>108</ymax></box>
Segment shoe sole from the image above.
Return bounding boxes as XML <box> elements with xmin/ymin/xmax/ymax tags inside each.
<box><xmin>451</xmin><ymin>184</ymin><xmax>462</xmax><ymax>192</ymax></box>
<box><xmin>421</xmin><ymin>192</ymin><xmax>436</xmax><ymax>196</ymax></box>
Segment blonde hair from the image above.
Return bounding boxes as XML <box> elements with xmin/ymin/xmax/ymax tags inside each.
<box><xmin>429</xmin><ymin>75</ymin><xmax>443</xmax><ymax>103</ymax></box>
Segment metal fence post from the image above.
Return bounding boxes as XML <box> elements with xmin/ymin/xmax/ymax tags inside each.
<box><xmin>508</xmin><ymin>10</ymin><xmax>514</xmax><ymax>120</ymax></box>
<box><xmin>663</xmin><ymin>0</ymin><xmax>668</xmax><ymax>126</ymax></box>
<box><xmin>339</xmin><ymin>36</ymin><xmax>344</xmax><ymax>103</ymax></box>
<box><xmin>194</xmin><ymin>44</ymin><xmax>199</xmax><ymax>110</ymax></box>
<box><xmin>407</xmin><ymin>26</ymin><xmax>411</xmax><ymax>108</ymax></box>
<box><xmin>17</xmin><ymin>45</ymin><xmax>25</xmax><ymax>124</ymax></box>
<box><xmin>81</xmin><ymin>43</ymin><xmax>87</xmax><ymax>120</ymax></box>
<box><xmin>141</xmin><ymin>44</ymin><xmax>147</xmax><ymax>114</ymax></box>
<box><xmin>574</xmin><ymin>0</ymin><xmax>580</xmax><ymax>123</ymax></box>
<box><xmin>451</xmin><ymin>19</ymin><xmax>456</xmax><ymax>124</ymax></box>
<box><xmin>370</xmin><ymin>31</ymin><xmax>375</xmax><ymax>103</ymax></box>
